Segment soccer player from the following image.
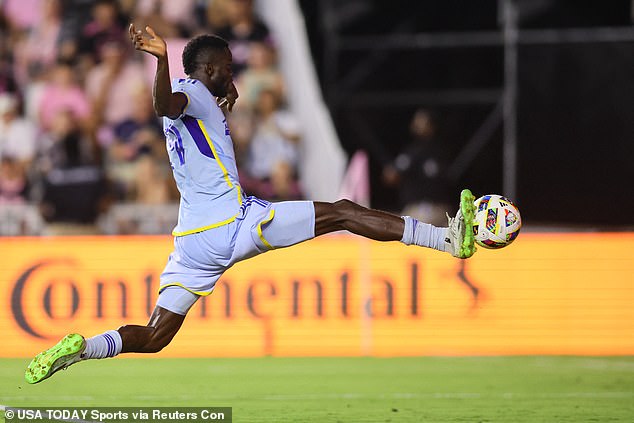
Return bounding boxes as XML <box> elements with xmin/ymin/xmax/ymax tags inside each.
<box><xmin>25</xmin><ymin>25</ymin><xmax>476</xmax><ymax>384</ymax></box>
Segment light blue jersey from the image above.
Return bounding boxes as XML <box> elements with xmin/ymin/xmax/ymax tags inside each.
<box><xmin>163</xmin><ymin>78</ymin><xmax>243</xmax><ymax>236</ymax></box>
<box><xmin>157</xmin><ymin>77</ymin><xmax>316</xmax><ymax>311</ymax></box>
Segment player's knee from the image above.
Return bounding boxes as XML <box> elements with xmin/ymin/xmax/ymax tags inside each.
<box><xmin>315</xmin><ymin>199</ymin><xmax>363</xmax><ymax>235</ymax></box>
<box><xmin>318</xmin><ymin>200</ymin><xmax>350</xmax><ymax>231</ymax></box>
<box><xmin>333</xmin><ymin>198</ymin><xmax>355</xmax><ymax>209</ymax></box>
<box><xmin>333</xmin><ymin>198</ymin><xmax>356</xmax><ymax>215</ymax></box>
<box><xmin>332</xmin><ymin>199</ymin><xmax>361</xmax><ymax>223</ymax></box>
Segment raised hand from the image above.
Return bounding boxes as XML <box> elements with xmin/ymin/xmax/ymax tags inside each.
<box><xmin>129</xmin><ymin>23</ymin><xmax>167</xmax><ymax>59</ymax></box>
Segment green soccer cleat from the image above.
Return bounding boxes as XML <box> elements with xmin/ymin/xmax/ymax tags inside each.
<box><xmin>25</xmin><ymin>333</ymin><xmax>85</xmax><ymax>384</ymax></box>
<box><xmin>446</xmin><ymin>189</ymin><xmax>477</xmax><ymax>259</ymax></box>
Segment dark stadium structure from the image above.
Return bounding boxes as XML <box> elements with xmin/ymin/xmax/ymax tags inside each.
<box><xmin>300</xmin><ymin>0</ymin><xmax>634</xmax><ymax>228</ymax></box>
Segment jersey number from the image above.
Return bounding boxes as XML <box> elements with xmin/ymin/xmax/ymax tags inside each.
<box><xmin>166</xmin><ymin>126</ymin><xmax>185</xmax><ymax>166</ymax></box>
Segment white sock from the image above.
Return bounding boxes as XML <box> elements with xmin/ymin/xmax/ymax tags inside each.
<box><xmin>401</xmin><ymin>216</ymin><xmax>450</xmax><ymax>252</ymax></box>
<box><xmin>81</xmin><ymin>330</ymin><xmax>123</xmax><ymax>360</ymax></box>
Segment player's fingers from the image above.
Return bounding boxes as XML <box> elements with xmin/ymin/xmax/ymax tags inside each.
<box><xmin>145</xmin><ymin>26</ymin><xmax>157</xmax><ymax>39</ymax></box>
<box><xmin>130</xmin><ymin>25</ymin><xmax>144</xmax><ymax>47</ymax></box>
<box><xmin>134</xmin><ymin>39</ymin><xmax>147</xmax><ymax>51</ymax></box>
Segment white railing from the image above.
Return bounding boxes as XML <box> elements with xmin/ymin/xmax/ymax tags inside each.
<box><xmin>257</xmin><ymin>0</ymin><xmax>347</xmax><ymax>202</ymax></box>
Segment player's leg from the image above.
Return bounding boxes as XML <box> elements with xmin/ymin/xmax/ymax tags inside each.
<box><xmin>25</xmin><ymin>287</ymin><xmax>197</xmax><ymax>384</ymax></box>
<box><xmin>117</xmin><ymin>285</ymin><xmax>196</xmax><ymax>353</ymax></box>
<box><xmin>26</xmin><ymin>226</ymin><xmax>232</xmax><ymax>384</ymax></box>
<box><xmin>314</xmin><ymin>189</ymin><xmax>477</xmax><ymax>258</ymax></box>
<box><xmin>251</xmin><ymin>189</ymin><xmax>475</xmax><ymax>259</ymax></box>
<box><xmin>314</xmin><ymin>200</ymin><xmax>404</xmax><ymax>240</ymax></box>
<box><xmin>118</xmin><ymin>306</ymin><xmax>185</xmax><ymax>353</ymax></box>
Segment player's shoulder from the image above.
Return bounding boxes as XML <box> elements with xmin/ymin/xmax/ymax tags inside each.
<box><xmin>172</xmin><ymin>77</ymin><xmax>202</xmax><ymax>89</ymax></box>
<box><xmin>173</xmin><ymin>78</ymin><xmax>214</xmax><ymax>102</ymax></box>
<box><xmin>173</xmin><ymin>77</ymin><xmax>200</xmax><ymax>85</ymax></box>
<box><xmin>176</xmin><ymin>78</ymin><xmax>212</xmax><ymax>97</ymax></box>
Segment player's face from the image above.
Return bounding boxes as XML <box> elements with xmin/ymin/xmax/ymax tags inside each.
<box><xmin>209</xmin><ymin>49</ymin><xmax>233</xmax><ymax>97</ymax></box>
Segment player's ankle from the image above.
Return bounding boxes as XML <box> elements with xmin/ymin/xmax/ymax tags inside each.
<box><xmin>400</xmin><ymin>216</ymin><xmax>417</xmax><ymax>245</ymax></box>
<box><xmin>82</xmin><ymin>330</ymin><xmax>123</xmax><ymax>360</ymax></box>
<box><xmin>401</xmin><ymin>216</ymin><xmax>448</xmax><ymax>252</ymax></box>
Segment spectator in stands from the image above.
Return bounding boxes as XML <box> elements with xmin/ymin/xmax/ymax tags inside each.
<box><xmin>0</xmin><ymin>57</ymin><xmax>17</xmax><ymax>97</ymax></box>
<box><xmin>132</xmin><ymin>152</ymin><xmax>172</xmax><ymax>205</ymax></box>
<box><xmin>382</xmin><ymin>109</ymin><xmax>454</xmax><ymax>226</ymax></box>
<box><xmin>245</xmin><ymin>88</ymin><xmax>302</xmax><ymax>201</ymax></box>
<box><xmin>236</xmin><ymin>40</ymin><xmax>284</xmax><ymax>110</ymax></box>
<box><xmin>0</xmin><ymin>93</ymin><xmax>36</xmax><ymax>208</ymax></box>
<box><xmin>37</xmin><ymin>108</ymin><xmax>107</xmax><ymax>232</ymax></box>
<box><xmin>0</xmin><ymin>92</ymin><xmax>38</xmax><ymax>168</ymax></box>
<box><xmin>57</xmin><ymin>0</ymin><xmax>99</xmax><ymax>66</ymax></box>
<box><xmin>37</xmin><ymin>59</ymin><xmax>91</xmax><ymax>131</ymax></box>
<box><xmin>107</xmin><ymin>87</ymin><xmax>163</xmax><ymax>200</ymax></box>
<box><xmin>38</xmin><ymin>108</ymin><xmax>99</xmax><ymax>174</ymax></box>
<box><xmin>216</xmin><ymin>0</ymin><xmax>273</xmax><ymax>76</ymax></box>
<box><xmin>0</xmin><ymin>156</ymin><xmax>28</xmax><ymax>204</ymax></box>
<box><xmin>74</xmin><ymin>0</ymin><xmax>127</xmax><ymax>66</ymax></box>
<box><xmin>84</xmin><ymin>36</ymin><xmax>146</xmax><ymax>141</ymax></box>
<box><xmin>200</xmin><ymin>0</ymin><xmax>231</xmax><ymax>32</ymax></box>
<box><xmin>12</xmin><ymin>0</ymin><xmax>62</xmax><ymax>86</ymax></box>
<box><xmin>0</xmin><ymin>1</ymin><xmax>306</xmax><ymax>233</ymax></box>
<box><xmin>133</xmin><ymin>0</ymin><xmax>196</xmax><ymax>38</ymax></box>
<box><xmin>0</xmin><ymin>10</ymin><xmax>19</xmax><ymax>94</ymax></box>
<box><xmin>1</xmin><ymin>0</ymin><xmax>42</xmax><ymax>32</ymax></box>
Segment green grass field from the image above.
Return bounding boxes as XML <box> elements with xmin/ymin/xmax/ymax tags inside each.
<box><xmin>1</xmin><ymin>356</ymin><xmax>633</xmax><ymax>422</ymax></box>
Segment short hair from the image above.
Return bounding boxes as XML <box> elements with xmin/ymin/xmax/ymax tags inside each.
<box><xmin>182</xmin><ymin>34</ymin><xmax>229</xmax><ymax>75</ymax></box>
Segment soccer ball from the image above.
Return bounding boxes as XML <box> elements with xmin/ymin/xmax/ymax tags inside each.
<box><xmin>472</xmin><ymin>194</ymin><xmax>522</xmax><ymax>249</ymax></box>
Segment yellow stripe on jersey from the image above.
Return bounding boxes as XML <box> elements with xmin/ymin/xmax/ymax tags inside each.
<box><xmin>257</xmin><ymin>209</ymin><xmax>276</xmax><ymax>250</ymax></box>
<box><xmin>196</xmin><ymin>118</ymin><xmax>243</xmax><ymax>208</ymax></box>
<box><xmin>171</xmin><ymin>213</ymin><xmax>238</xmax><ymax>237</ymax></box>
<box><xmin>197</xmin><ymin>119</ymin><xmax>233</xmax><ymax>189</ymax></box>
<box><xmin>159</xmin><ymin>282</ymin><xmax>213</xmax><ymax>296</ymax></box>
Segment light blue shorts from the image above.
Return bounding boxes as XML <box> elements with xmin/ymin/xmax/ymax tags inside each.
<box><xmin>157</xmin><ymin>197</ymin><xmax>315</xmax><ymax>315</ymax></box>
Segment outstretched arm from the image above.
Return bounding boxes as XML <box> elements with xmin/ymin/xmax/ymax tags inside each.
<box><xmin>129</xmin><ymin>23</ymin><xmax>186</xmax><ymax>119</ymax></box>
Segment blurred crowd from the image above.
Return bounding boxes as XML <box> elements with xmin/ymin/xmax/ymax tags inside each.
<box><xmin>0</xmin><ymin>0</ymin><xmax>303</xmax><ymax>235</ymax></box>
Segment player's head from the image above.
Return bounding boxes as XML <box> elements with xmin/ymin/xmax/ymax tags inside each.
<box><xmin>182</xmin><ymin>34</ymin><xmax>233</xmax><ymax>97</ymax></box>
